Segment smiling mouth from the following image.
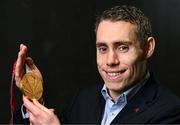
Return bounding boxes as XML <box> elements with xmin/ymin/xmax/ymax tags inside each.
<box><xmin>104</xmin><ymin>69</ymin><xmax>126</xmax><ymax>81</ymax></box>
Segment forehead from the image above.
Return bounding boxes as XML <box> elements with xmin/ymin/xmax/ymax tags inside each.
<box><xmin>96</xmin><ymin>20</ymin><xmax>138</xmax><ymax>44</ymax></box>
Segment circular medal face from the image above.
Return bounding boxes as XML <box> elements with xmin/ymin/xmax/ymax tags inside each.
<box><xmin>19</xmin><ymin>72</ymin><xmax>43</xmax><ymax>100</ymax></box>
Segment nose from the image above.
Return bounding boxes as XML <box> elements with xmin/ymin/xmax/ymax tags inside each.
<box><xmin>106</xmin><ymin>50</ymin><xmax>120</xmax><ymax>67</ymax></box>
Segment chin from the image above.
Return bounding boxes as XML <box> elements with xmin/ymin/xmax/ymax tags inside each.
<box><xmin>105</xmin><ymin>82</ymin><xmax>127</xmax><ymax>92</ymax></box>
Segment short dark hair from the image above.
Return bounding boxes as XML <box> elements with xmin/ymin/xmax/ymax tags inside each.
<box><xmin>95</xmin><ymin>5</ymin><xmax>152</xmax><ymax>44</ymax></box>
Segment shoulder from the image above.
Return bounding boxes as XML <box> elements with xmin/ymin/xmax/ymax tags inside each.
<box><xmin>144</xmin><ymin>72</ymin><xmax>180</xmax><ymax>103</ymax></box>
<box><xmin>151</xmin><ymin>88</ymin><xmax>180</xmax><ymax>123</ymax></box>
<box><xmin>155</xmin><ymin>84</ymin><xmax>180</xmax><ymax>113</ymax></box>
<box><xmin>151</xmin><ymin>74</ymin><xmax>180</xmax><ymax>107</ymax></box>
<box><xmin>146</xmin><ymin>73</ymin><xmax>180</xmax><ymax>123</ymax></box>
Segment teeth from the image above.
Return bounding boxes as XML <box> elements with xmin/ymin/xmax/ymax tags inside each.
<box><xmin>107</xmin><ymin>72</ymin><xmax>120</xmax><ymax>76</ymax></box>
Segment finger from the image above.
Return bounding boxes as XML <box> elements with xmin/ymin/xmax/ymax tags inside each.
<box><xmin>26</xmin><ymin>57</ymin><xmax>35</xmax><ymax>70</ymax></box>
<box><xmin>28</xmin><ymin>111</ymin><xmax>35</xmax><ymax>125</ymax></box>
<box><xmin>23</xmin><ymin>96</ymin><xmax>41</xmax><ymax>116</ymax></box>
<box><xmin>32</xmin><ymin>99</ymin><xmax>52</xmax><ymax>114</ymax></box>
<box><xmin>26</xmin><ymin>57</ymin><xmax>43</xmax><ymax>81</ymax></box>
<box><xmin>49</xmin><ymin>109</ymin><xmax>55</xmax><ymax>112</ymax></box>
<box><xmin>15</xmin><ymin>44</ymin><xmax>28</xmax><ymax>87</ymax></box>
<box><xmin>20</xmin><ymin>44</ymin><xmax>24</xmax><ymax>50</ymax></box>
<box><xmin>16</xmin><ymin>44</ymin><xmax>27</xmax><ymax>72</ymax></box>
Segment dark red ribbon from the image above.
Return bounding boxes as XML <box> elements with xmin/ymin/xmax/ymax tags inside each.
<box><xmin>9</xmin><ymin>62</ymin><xmax>16</xmax><ymax>125</ymax></box>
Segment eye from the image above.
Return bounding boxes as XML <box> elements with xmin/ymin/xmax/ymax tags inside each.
<box><xmin>118</xmin><ymin>45</ymin><xmax>129</xmax><ymax>52</ymax></box>
<box><xmin>97</xmin><ymin>46</ymin><xmax>108</xmax><ymax>54</ymax></box>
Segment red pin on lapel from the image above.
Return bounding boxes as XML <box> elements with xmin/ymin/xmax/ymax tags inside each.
<box><xmin>133</xmin><ymin>107</ymin><xmax>140</xmax><ymax>113</ymax></box>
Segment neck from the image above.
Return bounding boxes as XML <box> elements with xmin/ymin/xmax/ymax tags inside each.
<box><xmin>109</xmin><ymin>90</ymin><xmax>122</xmax><ymax>102</ymax></box>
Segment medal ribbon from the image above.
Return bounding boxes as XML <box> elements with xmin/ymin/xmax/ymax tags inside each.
<box><xmin>9</xmin><ymin>62</ymin><xmax>16</xmax><ymax>125</ymax></box>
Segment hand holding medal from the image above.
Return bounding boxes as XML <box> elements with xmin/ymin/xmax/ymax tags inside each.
<box><xmin>15</xmin><ymin>44</ymin><xmax>43</xmax><ymax>102</ymax></box>
<box><xmin>11</xmin><ymin>44</ymin><xmax>60</xmax><ymax>125</ymax></box>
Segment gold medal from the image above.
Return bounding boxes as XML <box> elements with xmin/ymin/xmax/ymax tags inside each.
<box><xmin>19</xmin><ymin>72</ymin><xmax>43</xmax><ymax>100</ymax></box>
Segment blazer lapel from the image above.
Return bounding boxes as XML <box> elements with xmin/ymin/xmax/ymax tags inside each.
<box><xmin>91</xmin><ymin>84</ymin><xmax>105</xmax><ymax>123</ymax></box>
<box><xmin>93</xmin><ymin>94</ymin><xmax>105</xmax><ymax>123</ymax></box>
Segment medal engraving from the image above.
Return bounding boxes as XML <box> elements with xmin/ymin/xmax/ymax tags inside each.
<box><xmin>19</xmin><ymin>72</ymin><xmax>43</xmax><ymax>100</ymax></box>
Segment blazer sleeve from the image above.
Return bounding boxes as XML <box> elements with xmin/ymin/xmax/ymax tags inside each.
<box><xmin>13</xmin><ymin>104</ymin><xmax>30</xmax><ymax>124</ymax></box>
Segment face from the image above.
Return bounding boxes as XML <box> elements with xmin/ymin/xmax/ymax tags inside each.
<box><xmin>96</xmin><ymin>20</ymin><xmax>148</xmax><ymax>98</ymax></box>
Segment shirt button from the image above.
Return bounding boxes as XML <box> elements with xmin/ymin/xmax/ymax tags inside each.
<box><xmin>111</xmin><ymin>113</ymin><xmax>115</xmax><ymax>116</ymax></box>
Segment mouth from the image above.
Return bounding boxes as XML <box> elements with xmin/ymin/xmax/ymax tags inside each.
<box><xmin>104</xmin><ymin>69</ymin><xmax>126</xmax><ymax>81</ymax></box>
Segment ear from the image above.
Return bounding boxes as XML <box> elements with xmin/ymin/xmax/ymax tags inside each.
<box><xmin>145</xmin><ymin>37</ymin><xmax>155</xmax><ymax>59</ymax></box>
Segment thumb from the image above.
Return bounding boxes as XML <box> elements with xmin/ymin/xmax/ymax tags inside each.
<box><xmin>26</xmin><ymin>57</ymin><xmax>35</xmax><ymax>70</ymax></box>
<box><xmin>26</xmin><ymin>57</ymin><xmax>43</xmax><ymax>81</ymax></box>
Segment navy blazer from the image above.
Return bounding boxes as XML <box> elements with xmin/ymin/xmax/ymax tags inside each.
<box><xmin>14</xmin><ymin>74</ymin><xmax>180</xmax><ymax>124</ymax></box>
<box><xmin>61</xmin><ymin>74</ymin><xmax>180</xmax><ymax>124</ymax></box>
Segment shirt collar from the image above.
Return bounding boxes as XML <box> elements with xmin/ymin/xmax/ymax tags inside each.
<box><xmin>101</xmin><ymin>85</ymin><xmax>127</xmax><ymax>104</ymax></box>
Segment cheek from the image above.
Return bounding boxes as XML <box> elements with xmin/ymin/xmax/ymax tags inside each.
<box><xmin>123</xmin><ymin>46</ymin><xmax>144</xmax><ymax>70</ymax></box>
<box><xmin>122</xmin><ymin>55</ymin><xmax>140</xmax><ymax>76</ymax></box>
<box><xmin>135</xmin><ymin>44</ymin><xmax>146</xmax><ymax>61</ymax></box>
<box><xmin>97</xmin><ymin>58</ymin><xmax>103</xmax><ymax>72</ymax></box>
<box><xmin>125</xmin><ymin>56</ymin><xmax>145</xmax><ymax>83</ymax></box>
<box><xmin>96</xmin><ymin>54</ymin><xmax>105</xmax><ymax>67</ymax></box>
<box><xmin>122</xmin><ymin>54</ymin><xmax>138</xmax><ymax>68</ymax></box>
<box><xmin>96</xmin><ymin>55</ymin><xmax>100</xmax><ymax>66</ymax></box>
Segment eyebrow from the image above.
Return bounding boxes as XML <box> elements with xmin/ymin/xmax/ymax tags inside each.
<box><xmin>96</xmin><ymin>41</ymin><xmax>132</xmax><ymax>47</ymax></box>
<box><xmin>96</xmin><ymin>42</ymin><xmax>107</xmax><ymax>47</ymax></box>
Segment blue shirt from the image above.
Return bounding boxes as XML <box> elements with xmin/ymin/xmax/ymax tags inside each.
<box><xmin>101</xmin><ymin>72</ymin><xmax>150</xmax><ymax>125</ymax></box>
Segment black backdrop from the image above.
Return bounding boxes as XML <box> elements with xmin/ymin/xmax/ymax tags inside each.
<box><xmin>1</xmin><ymin>0</ymin><xmax>180</xmax><ymax>123</ymax></box>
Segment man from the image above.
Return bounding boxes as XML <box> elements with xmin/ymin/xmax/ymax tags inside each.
<box><xmin>14</xmin><ymin>5</ymin><xmax>180</xmax><ymax>124</ymax></box>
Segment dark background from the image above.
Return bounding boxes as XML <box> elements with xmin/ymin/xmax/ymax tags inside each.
<box><xmin>1</xmin><ymin>0</ymin><xmax>180</xmax><ymax>123</ymax></box>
